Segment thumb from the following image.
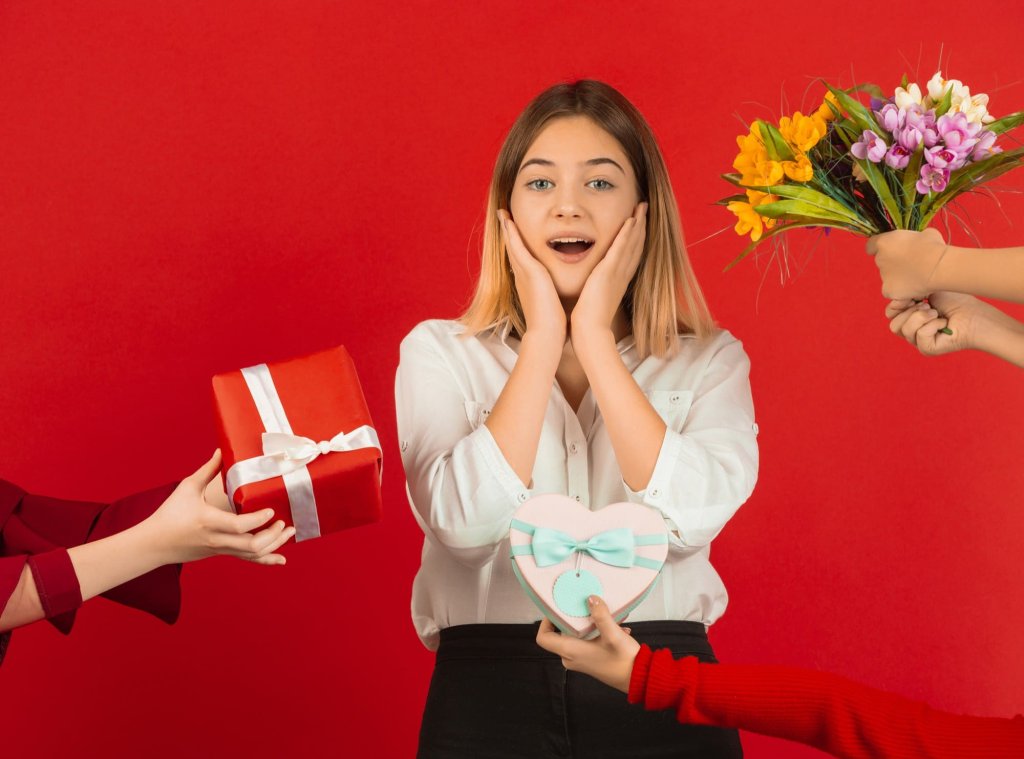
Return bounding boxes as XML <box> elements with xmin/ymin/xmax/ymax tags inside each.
<box><xmin>188</xmin><ymin>449</ymin><xmax>223</xmax><ymax>490</ymax></box>
<box><xmin>587</xmin><ymin>596</ymin><xmax>623</xmax><ymax>640</ymax></box>
<box><xmin>864</xmin><ymin>236</ymin><xmax>879</xmax><ymax>256</ymax></box>
<box><xmin>922</xmin><ymin>227</ymin><xmax>944</xmax><ymax>244</ymax></box>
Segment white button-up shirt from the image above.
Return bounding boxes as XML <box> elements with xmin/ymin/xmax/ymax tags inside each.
<box><xmin>396</xmin><ymin>319</ymin><xmax>758</xmax><ymax>650</ymax></box>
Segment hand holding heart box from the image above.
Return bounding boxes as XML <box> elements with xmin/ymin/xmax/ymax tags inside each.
<box><xmin>211</xmin><ymin>346</ymin><xmax>383</xmax><ymax>543</ymax></box>
<box><xmin>510</xmin><ymin>494</ymin><xmax>668</xmax><ymax>639</ymax></box>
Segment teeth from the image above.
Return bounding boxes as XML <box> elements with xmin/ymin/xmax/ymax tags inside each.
<box><xmin>551</xmin><ymin>237</ymin><xmax>592</xmax><ymax>244</ymax></box>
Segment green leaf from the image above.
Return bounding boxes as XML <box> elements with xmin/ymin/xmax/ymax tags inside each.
<box><xmin>744</xmin><ymin>183</ymin><xmax>867</xmax><ymax>225</ymax></box>
<box><xmin>856</xmin><ymin>158</ymin><xmax>904</xmax><ymax>228</ymax></box>
<box><xmin>849</xmin><ymin>82</ymin><xmax>886</xmax><ymax>101</ymax></box>
<box><xmin>720</xmin><ymin>173</ymin><xmax>746</xmax><ymax>188</ymax></box>
<box><xmin>900</xmin><ymin>73</ymin><xmax>909</xmax><ymax>90</ymax></box>
<box><xmin>753</xmin><ymin>199</ymin><xmax>876</xmax><ymax>232</ymax></box>
<box><xmin>987</xmin><ymin>110</ymin><xmax>1024</xmax><ymax>136</ymax></box>
<box><xmin>757</xmin><ymin>120</ymin><xmax>796</xmax><ymax>162</ymax></box>
<box><xmin>934</xmin><ymin>86</ymin><xmax>954</xmax><ymax>117</ymax></box>
<box><xmin>824</xmin><ymin>83</ymin><xmax>882</xmax><ymax>135</ymax></box>
<box><xmin>901</xmin><ymin>144</ymin><xmax>925</xmax><ymax>227</ymax></box>
<box><xmin>715</xmin><ymin>194</ymin><xmax>749</xmax><ymax>206</ymax></box>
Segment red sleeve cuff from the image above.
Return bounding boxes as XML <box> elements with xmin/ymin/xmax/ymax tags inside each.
<box><xmin>628</xmin><ymin>643</ymin><xmax>655</xmax><ymax>705</ymax></box>
<box><xmin>90</xmin><ymin>483</ymin><xmax>182</xmax><ymax>625</ymax></box>
<box><xmin>27</xmin><ymin>549</ymin><xmax>83</xmax><ymax>619</ymax></box>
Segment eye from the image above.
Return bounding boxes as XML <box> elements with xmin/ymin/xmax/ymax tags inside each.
<box><xmin>526</xmin><ymin>179</ymin><xmax>553</xmax><ymax>191</ymax></box>
<box><xmin>588</xmin><ymin>179</ymin><xmax>615</xmax><ymax>190</ymax></box>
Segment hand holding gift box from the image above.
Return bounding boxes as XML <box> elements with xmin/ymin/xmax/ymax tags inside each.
<box><xmin>510</xmin><ymin>494</ymin><xmax>668</xmax><ymax>639</ymax></box>
<box><xmin>212</xmin><ymin>346</ymin><xmax>382</xmax><ymax>543</ymax></box>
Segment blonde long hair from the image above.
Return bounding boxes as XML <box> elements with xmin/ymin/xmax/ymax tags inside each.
<box><xmin>459</xmin><ymin>80</ymin><xmax>715</xmax><ymax>359</ymax></box>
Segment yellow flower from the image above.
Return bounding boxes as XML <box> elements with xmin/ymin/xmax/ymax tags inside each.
<box><xmin>727</xmin><ymin>201</ymin><xmax>764</xmax><ymax>241</ymax></box>
<box><xmin>733</xmin><ymin>124</ymin><xmax>782</xmax><ymax>187</ymax></box>
<box><xmin>745</xmin><ymin>189</ymin><xmax>779</xmax><ymax>208</ymax></box>
<box><xmin>778</xmin><ymin>111</ymin><xmax>825</xmax><ymax>153</ymax></box>
<box><xmin>728</xmin><ymin>198</ymin><xmax>777</xmax><ymax>242</ymax></box>
<box><xmin>815</xmin><ymin>91</ymin><xmax>839</xmax><ymax>122</ymax></box>
<box><xmin>781</xmin><ymin>153</ymin><xmax>813</xmax><ymax>182</ymax></box>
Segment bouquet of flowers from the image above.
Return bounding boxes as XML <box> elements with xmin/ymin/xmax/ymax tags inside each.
<box><xmin>721</xmin><ymin>71</ymin><xmax>1024</xmax><ymax>269</ymax></box>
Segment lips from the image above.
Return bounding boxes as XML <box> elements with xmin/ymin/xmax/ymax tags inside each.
<box><xmin>547</xmin><ymin>236</ymin><xmax>595</xmax><ymax>260</ymax></box>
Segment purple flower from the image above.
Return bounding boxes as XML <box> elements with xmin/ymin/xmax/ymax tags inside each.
<box><xmin>869</xmin><ymin>96</ymin><xmax>888</xmax><ymax>112</ymax></box>
<box><xmin>851</xmin><ymin>130</ymin><xmax>888</xmax><ymax>163</ymax></box>
<box><xmin>972</xmin><ymin>130</ymin><xmax>1003</xmax><ymax>161</ymax></box>
<box><xmin>885</xmin><ymin>143</ymin><xmax>912</xmax><ymax>169</ymax></box>
<box><xmin>896</xmin><ymin>126</ymin><xmax>923</xmax><ymax>152</ymax></box>
<box><xmin>937</xmin><ymin>112</ymin><xmax>982</xmax><ymax>156</ymax></box>
<box><xmin>875</xmin><ymin>103</ymin><xmax>904</xmax><ymax>134</ymax></box>
<box><xmin>917</xmin><ymin>164</ymin><xmax>950</xmax><ymax>194</ymax></box>
<box><xmin>904</xmin><ymin>105</ymin><xmax>939</xmax><ymax>147</ymax></box>
<box><xmin>925</xmin><ymin>145</ymin><xmax>967</xmax><ymax>171</ymax></box>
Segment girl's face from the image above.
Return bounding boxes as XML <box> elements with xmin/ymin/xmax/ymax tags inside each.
<box><xmin>509</xmin><ymin>116</ymin><xmax>641</xmax><ymax>300</ymax></box>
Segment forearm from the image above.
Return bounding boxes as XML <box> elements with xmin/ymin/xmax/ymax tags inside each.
<box><xmin>486</xmin><ymin>332</ymin><xmax>562</xmax><ymax>486</ymax></box>
<box><xmin>974</xmin><ymin>314</ymin><xmax>1024</xmax><ymax>368</ymax></box>
<box><xmin>938</xmin><ymin>246</ymin><xmax>1024</xmax><ymax>304</ymax></box>
<box><xmin>68</xmin><ymin>519</ymin><xmax>166</xmax><ymax>601</ymax></box>
<box><xmin>573</xmin><ymin>327</ymin><xmax>665</xmax><ymax>491</ymax></box>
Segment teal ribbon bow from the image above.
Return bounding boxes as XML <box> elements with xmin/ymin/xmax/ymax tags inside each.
<box><xmin>531</xmin><ymin>526</ymin><xmax>636</xmax><ymax>568</ymax></box>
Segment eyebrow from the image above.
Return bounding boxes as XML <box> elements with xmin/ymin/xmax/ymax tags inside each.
<box><xmin>518</xmin><ymin>157</ymin><xmax>626</xmax><ymax>174</ymax></box>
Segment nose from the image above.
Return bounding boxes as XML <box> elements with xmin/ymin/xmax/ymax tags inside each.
<box><xmin>551</xmin><ymin>185</ymin><xmax>584</xmax><ymax>219</ymax></box>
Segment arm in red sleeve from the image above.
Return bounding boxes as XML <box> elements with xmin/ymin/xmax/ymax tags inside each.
<box><xmin>0</xmin><ymin>479</ymin><xmax>181</xmax><ymax>636</ymax></box>
<box><xmin>628</xmin><ymin>645</ymin><xmax>1024</xmax><ymax>759</ymax></box>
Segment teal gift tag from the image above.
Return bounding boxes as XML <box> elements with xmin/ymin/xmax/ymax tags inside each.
<box><xmin>552</xmin><ymin>569</ymin><xmax>603</xmax><ymax>618</ymax></box>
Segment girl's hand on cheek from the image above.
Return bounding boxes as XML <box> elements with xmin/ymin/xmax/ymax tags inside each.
<box><xmin>499</xmin><ymin>209</ymin><xmax>566</xmax><ymax>345</ymax></box>
<box><xmin>571</xmin><ymin>202</ymin><xmax>647</xmax><ymax>337</ymax></box>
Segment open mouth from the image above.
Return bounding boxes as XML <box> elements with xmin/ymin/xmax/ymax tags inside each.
<box><xmin>547</xmin><ymin>237</ymin><xmax>595</xmax><ymax>256</ymax></box>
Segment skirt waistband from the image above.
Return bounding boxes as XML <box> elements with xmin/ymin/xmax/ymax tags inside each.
<box><xmin>436</xmin><ymin>621</ymin><xmax>709</xmax><ymax>662</ymax></box>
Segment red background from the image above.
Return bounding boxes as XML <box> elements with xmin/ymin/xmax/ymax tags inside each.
<box><xmin>2</xmin><ymin>2</ymin><xmax>1023</xmax><ymax>756</ymax></box>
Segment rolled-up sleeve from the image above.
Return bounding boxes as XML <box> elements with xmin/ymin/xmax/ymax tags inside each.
<box><xmin>396</xmin><ymin>328</ymin><xmax>530</xmax><ymax>566</ymax></box>
<box><xmin>623</xmin><ymin>335</ymin><xmax>758</xmax><ymax>549</ymax></box>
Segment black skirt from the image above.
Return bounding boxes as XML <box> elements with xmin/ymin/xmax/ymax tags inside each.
<box><xmin>417</xmin><ymin>621</ymin><xmax>743</xmax><ymax>759</ymax></box>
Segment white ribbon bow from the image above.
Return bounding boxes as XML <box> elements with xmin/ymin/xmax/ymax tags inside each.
<box><xmin>261</xmin><ymin>427</ymin><xmax>382</xmax><ymax>473</ymax></box>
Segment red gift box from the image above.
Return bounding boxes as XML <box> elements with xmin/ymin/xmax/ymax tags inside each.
<box><xmin>211</xmin><ymin>346</ymin><xmax>382</xmax><ymax>541</ymax></box>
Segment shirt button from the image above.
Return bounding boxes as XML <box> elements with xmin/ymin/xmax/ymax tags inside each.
<box><xmin>669</xmin><ymin>393</ymin><xmax>681</xmax><ymax>404</ymax></box>
<box><xmin>517</xmin><ymin>492</ymin><xmax>528</xmax><ymax>503</ymax></box>
<box><xmin>650</xmin><ymin>488</ymin><xmax>661</xmax><ymax>498</ymax></box>
<box><xmin>569</xmin><ymin>442</ymin><xmax>580</xmax><ymax>454</ymax></box>
<box><xmin>400</xmin><ymin>440</ymin><xmax>408</xmax><ymax>452</ymax></box>
<box><xmin>574</xmin><ymin>495</ymin><xmax>582</xmax><ymax>502</ymax></box>
<box><xmin>752</xmin><ymin>423</ymin><xmax>759</xmax><ymax>435</ymax></box>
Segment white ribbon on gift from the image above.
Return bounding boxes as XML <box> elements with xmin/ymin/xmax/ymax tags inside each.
<box><xmin>224</xmin><ymin>363</ymin><xmax>382</xmax><ymax>542</ymax></box>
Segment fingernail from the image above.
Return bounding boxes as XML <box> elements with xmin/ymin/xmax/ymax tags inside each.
<box><xmin>587</xmin><ymin>595</ymin><xmax>598</xmax><ymax>607</ymax></box>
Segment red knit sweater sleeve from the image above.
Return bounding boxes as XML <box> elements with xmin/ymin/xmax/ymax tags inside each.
<box><xmin>627</xmin><ymin>645</ymin><xmax>1024</xmax><ymax>759</ymax></box>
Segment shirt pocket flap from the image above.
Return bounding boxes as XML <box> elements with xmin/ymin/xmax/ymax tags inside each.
<box><xmin>464</xmin><ymin>401</ymin><xmax>494</xmax><ymax>429</ymax></box>
<box><xmin>646</xmin><ymin>389</ymin><xmax>695</xmax><ymax>429</ymax></box>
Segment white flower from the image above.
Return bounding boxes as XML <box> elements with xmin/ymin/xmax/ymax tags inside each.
<box><xmin>894</xmin><ymin>82</ymin><xmax>923</xmax><ymax>110</ymax></box>
<box><xmin>955</xmin><ymin>93</ymin><xmax>994</xmax><ymax>124</ymax></box>
<box><xmin>926</xmin><ymin>71</ymin><xmax>967</xmax><ymax>102</ymax></box>
<box><xmin>926</xmin><ymin>71</ymin><xmax>993</xmax><ymax>124</ymax></box>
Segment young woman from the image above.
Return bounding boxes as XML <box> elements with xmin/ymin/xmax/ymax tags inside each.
<box><xmin>396</xmin><ymin>80</ymin><xmax>758</xmax><ymax>758</ymax></box>
<box><xmin>0</xmin><ymin>450</ymin><xmax>293</xmax><ymax>662</ymax></box>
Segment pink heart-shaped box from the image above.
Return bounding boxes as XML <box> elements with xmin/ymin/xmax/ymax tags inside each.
<box><xmin>509</xmin><ymin>494</ymin><xmax>669</xmax><ymax>639</ymax></box>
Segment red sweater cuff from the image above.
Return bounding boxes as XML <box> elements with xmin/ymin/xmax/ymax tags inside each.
<box><xmin>628</xmin><ymin>644</ymin><xmax>655</xmax><ymax>704</ymax></box>
<box><xmin>27</xmin><ymin>549</ymin><xmax>83</xmax><ymax>619</ymax></box>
